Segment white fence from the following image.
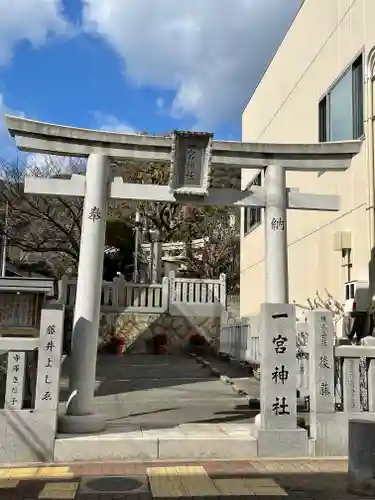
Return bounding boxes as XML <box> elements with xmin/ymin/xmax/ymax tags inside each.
<box><xmin>219</xmin><ymin>317</ymin><xmax>260</xmax><ymax>364</ymax></box>
<box><xmin>219</xmin><ymin>312</ymin><xmax>373</xmax><ymax>409</ymax></box>
<box><xmin>220</xmin><ymin>314</ymin><xmax>310</xmax><ymax>397</ymax></box>
<box><xmin>59</xmin><ymin>271</ymin><xmax>227</xmax><ymax>316</ymax></box>
<box><xmin>220</xmin><ymin>315</ymin><xmax>309</xmax><ymax>363</ymax></box>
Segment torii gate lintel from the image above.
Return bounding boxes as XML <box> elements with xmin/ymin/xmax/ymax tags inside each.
<box><xmin>25</xmin><ymin>175</ymin><xmax>340</xmax><ymax>211</ymax></box>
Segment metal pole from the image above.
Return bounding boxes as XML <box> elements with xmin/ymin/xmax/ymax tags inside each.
<box><xmin>149</xmin><ymin>230</ymin><xmax>160</xmax><ymax>283</ymax></box>
<box><xmin>153</xmin><ymin>229</ymin><xmax>162</xmax><ymax>282</ymax></box>
<box><xmin>264</xmin><ymin>164</ymin><xmax>289</xmax><ymax>303</ymax></box>
<box><xmin>1</xmin><ymin>201</ymin><xmax>9</xmax><ymax>277</ymax></box>
<box><xmin>133</xmin><ymin>210</ymin><xmax>141</xmax><ymax>282</ymax></box>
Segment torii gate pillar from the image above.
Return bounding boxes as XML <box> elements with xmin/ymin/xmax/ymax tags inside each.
<box><xmin>59</xmin><ymin>155</ymin><xmax>109</xmax><ymax>433</ymax></box>
<box><xmin>265</xmin><ymin>165</ymin><xmax>288</xmax><ymax>303</ymax></box>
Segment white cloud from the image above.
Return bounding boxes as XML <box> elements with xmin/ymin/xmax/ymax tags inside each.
<box><xmin>82</xmin><ymin>0</ymin><xmax>301</xmax><ymax>128</ymax></box>
<box><xmin>0</xmin><ymin>94</ymin><xmax>25</xmax><ymax>133</ymax></box>
<box><xmin>92</xmin><ymin>111</ymin><xmax>137</xmax><ymax>133</ymax></box>
<box><xmin>25</xmin><ymin>154</ymin><xmax>89</xmax><ymax>184</ymax></box>
<box><xmin>156</xmin><ymin>97</ymin><xmax>165</xmax><ymax>113</ymax></box>
<box><xmin>0</xmin><ymin>97</ymin><xmax>80</xmax><ymax>174</ymax></box>
<box><xmin>25</xmin><ymin>154</ymin><xmax>80</xmax><ymax>176</ymax></box>
<box><xmin>0</xmin><ymin>0</ymin><xmax>72</xmax><ymax>65</ymax></box>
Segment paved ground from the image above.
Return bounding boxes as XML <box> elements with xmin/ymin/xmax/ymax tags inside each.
<box><xmin>0</xmin><ymin>459</ymin><xmax>358</xmax><ymax>499</ymax></box>
<box><xmin>59</xmin><ymin>355</ymin><xmax>259</xmax><ymax>432</ymax></box>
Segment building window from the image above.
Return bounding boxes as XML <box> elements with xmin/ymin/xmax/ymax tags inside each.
<box><xmin>243</xmin><ymin>172</ymin><xmax>262</xmax><ymax>235</ymax></box>
<box><xmin>319</xmin><ymin>54</ymin><xmax>364</xmax><ymax>142</ymax></box>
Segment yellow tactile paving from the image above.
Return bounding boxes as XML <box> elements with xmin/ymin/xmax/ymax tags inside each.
<box><xmin>175</xmin><ymin>465</ymin><xmax>219</xmax><ymax>497</ymax></box>
<box><xmin>147</xmin><ymin>467</ymin><xmax>187</xmax><ymax>497</ymax></box>
<box><xmin>245</xmin><ymin>478</ymin><xmax>279</xmax><ymax>487</ymax></box>
<box><xmin>0</xmin><ymin>467</ymin><xmax>37</xmax><ymax>478</ymax></box>
<box><xmin>0</xmin><ymin>466</ymin><xmax>75</xmax><ymax>480</ymax></box>
<box><xmin>0</xmin><ymin>479</ymin><xmax>19</xmax><ymax>488</ymax></box>
<box><xmin>248</xmin><ymin>486</ymin><xmax>287</xmax><ymax>496</ymax></box>
<box><xmin>148</xmin><ymin>465</ymin><xmax>221</xmax><ymax>497</ymax></box>
<box><xmin>175</xmin><ymin>466</ymin><xmax>207</xmax><ymax>475</ymax></box>
<box><xmin>244</xmin><ymin>478</ymin><xmax>287</xmax><ymax>496</ymax></box>
<box><xmin>38</xmin><ymin>481</ymin><xmax>79</xmax><ymax>499</ymax></box>
<box><xmin>147</xmin><ymin>465</ymin><xmax>289</xmax><ymax>497</ymax></box>
<box><xmin>36</xmin><ymin>467</ymin><xmax>75</xmax><ymax>479</ymax></box>
<box><xmin>213</xmin><ymin>478</ymin><xmax>254</xmax><ymax>495</ymax></box>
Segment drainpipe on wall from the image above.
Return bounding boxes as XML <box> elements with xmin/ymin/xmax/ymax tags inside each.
<box><xmin>366</xmin><ymin>47</ymin><xmax>375</xmax><ymax>298</ymax></box>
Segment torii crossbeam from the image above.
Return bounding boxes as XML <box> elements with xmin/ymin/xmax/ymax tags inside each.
<box><xmin>5</xmin><ymin>115</ymin><xmax>361</xmax><ymax>434</ymax></box>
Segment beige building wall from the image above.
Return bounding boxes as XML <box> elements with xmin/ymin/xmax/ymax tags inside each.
<box><xmin>241</xmin><ymin>0</ymin><xmax>375</xmax><ymax>315</ymax></box>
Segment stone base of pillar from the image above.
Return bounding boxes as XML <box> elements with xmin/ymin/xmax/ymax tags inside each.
<box><xmin>348</xmin><ymin>418</ymin><xmax>375</xmax><ymax>496</ymax></box>
<box><xmin>257</xmin><ymin>428</ymin><xmax>309</xmax><ymax>457</ymax></box>
<box><xmin>58</xmin><ymin>413</ymin><xmax>107</xmax><ymax>434</ymax></box>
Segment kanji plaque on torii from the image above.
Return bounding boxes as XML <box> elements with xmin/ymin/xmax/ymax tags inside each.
<box><xmin>169</xmin><ymin>131</ymin><xmax>213</xmax><ymax>196</ymax></box>
<box><xmin>5</xmin><ymin>115</ymin><xmax>361</xmax><ymax>434</ymax></box>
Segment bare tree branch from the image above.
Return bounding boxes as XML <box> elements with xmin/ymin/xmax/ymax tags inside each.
<box><xmin>0</xmin><ymin>156</ymin><xmax>86</xmax><ymax>276</ymax></box>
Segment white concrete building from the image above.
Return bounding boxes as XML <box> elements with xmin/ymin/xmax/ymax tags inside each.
<box><xmin>241</xmin><ymin>0</ymin><xmax>375</xmax><ymax>316</ymax></box>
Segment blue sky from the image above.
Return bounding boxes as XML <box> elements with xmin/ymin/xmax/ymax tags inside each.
<box><xmin>0</xmin><ymin>0</ymin><xmax>301</xmax><ymax>160</ymax></box>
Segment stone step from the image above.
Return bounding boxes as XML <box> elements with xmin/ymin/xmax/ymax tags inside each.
<box><xmin>54</xmin><ymin>424</ymin><xmax>259</xmax><ymax>462</ymax></box>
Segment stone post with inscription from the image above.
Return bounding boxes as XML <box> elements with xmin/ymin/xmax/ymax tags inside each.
<box><xmin>264</xmin><ymin>165</ymin><xmax>288</xmax><ymax>303</ymax></box>
<box><xmin>343</xmin><ymin>357</ymin><xmax>361</xmax><ymax>413</ymax></box>
<box><xmin>5</xmin><ymin>352</ymin><xmax>26</xmax><ymax>410</ymax></box>
<box><xmin>257</xmin><ymin>303</ymin><xmax>308</xmax><ymax>457</ymax></box>
<box><xmin>35</xmin><ymin>303</ymin><xmax>65</xmax><ymax>412</ymax></box>
<box><xmin>296</xmin><ymin>320</ymin><xmax>310</xmax><ymax>406</ymax></box>
<box><xmin>307</xmin><ymin>310</ymin><xmax>335</xmax><ymax>455</ymax></box>
<box><xmin>58</xmin><ymin>154</ymin><xmax>109</xmax><ymax>434</ymax></box>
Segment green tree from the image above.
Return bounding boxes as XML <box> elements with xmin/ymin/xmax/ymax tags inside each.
<box><xmin>103</xmin><ymin>218</ymin><xmax>134</xmax><ymax>280</ymax></box>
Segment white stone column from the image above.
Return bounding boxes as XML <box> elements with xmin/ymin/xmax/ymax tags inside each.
<box><xmin>58</xmin><ymin>154</ymin><xmax>109</xmax><ymax>434</ymax></box>
<box><xmin>264</xmin><ymin>165</ymin><xmax>289</xmax><ymax>303</ymax></box>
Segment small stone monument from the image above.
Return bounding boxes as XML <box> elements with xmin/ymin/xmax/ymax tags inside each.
<box><xmin>307</xmin><ymin>310</ymin><xmax>335</xmax><ymax>455</ymax></box>
<box><xmin>0</xmin><ymin>277</ymin><xmax>58</xmax><ymax>408</ymax></box>
<box><xmin>0</xmin><ymin>277</ymin><xmax>65</xmax><ymax>462</ymax></box>
<box><xmin>296</xmin><ymin>320</ymin><xmax>309</xmax><ymax>405</ymax></box>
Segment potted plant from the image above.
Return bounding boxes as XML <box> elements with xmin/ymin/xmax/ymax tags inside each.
<box><xmin>101</xmin><ymin>332</ymin><xmax>126</xmax><ymax>355</ymax></box>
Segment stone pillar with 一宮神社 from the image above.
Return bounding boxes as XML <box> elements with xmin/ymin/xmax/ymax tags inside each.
<box><xmin>257</xmin><ymin>303</ymin><xmax>308</xmax><ymax>457</ymax></box>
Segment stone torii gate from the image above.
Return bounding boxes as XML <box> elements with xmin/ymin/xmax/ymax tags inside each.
<box><xmin>6</xmin><ymin>116</ymin><xmax>361</xmax><ymax>434</ymax></box>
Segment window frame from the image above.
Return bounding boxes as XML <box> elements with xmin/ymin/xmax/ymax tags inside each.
<box><xmin>243</xmin><ymin>171</ymin><xmax>263</xmax><ymax>236</ymax></box>
<box><xmin>318</xmin><ymin>51</ymin><xmax>364</xmax><ymax>143</ymax></box>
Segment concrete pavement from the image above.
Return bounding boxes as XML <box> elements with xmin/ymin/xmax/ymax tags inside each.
<box><xmin>59</xmin><ymin>354</ymin><xmax>259</xmax><ymax>430</ymax></box>
<box><xmin>56</xmin><ymin>354</ymin><xmax>262</xmax><ymax>462</ymax></box>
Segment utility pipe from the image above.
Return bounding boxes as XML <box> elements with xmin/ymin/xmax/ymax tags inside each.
<box><xmin>366</xmin><ymin>46</ymin><xmax>375</xmax><ymax>297</ymax></box>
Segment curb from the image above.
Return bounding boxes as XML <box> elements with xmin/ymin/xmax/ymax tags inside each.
<box><xmin>189</xmin><ymin>352</ymin><xmax>312</xmax><ymax>416</ymax></box>
<box><xmin>189</xmin><ymin>351</ymin><xmax>261</xmax><ymax>409</ymax></box>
